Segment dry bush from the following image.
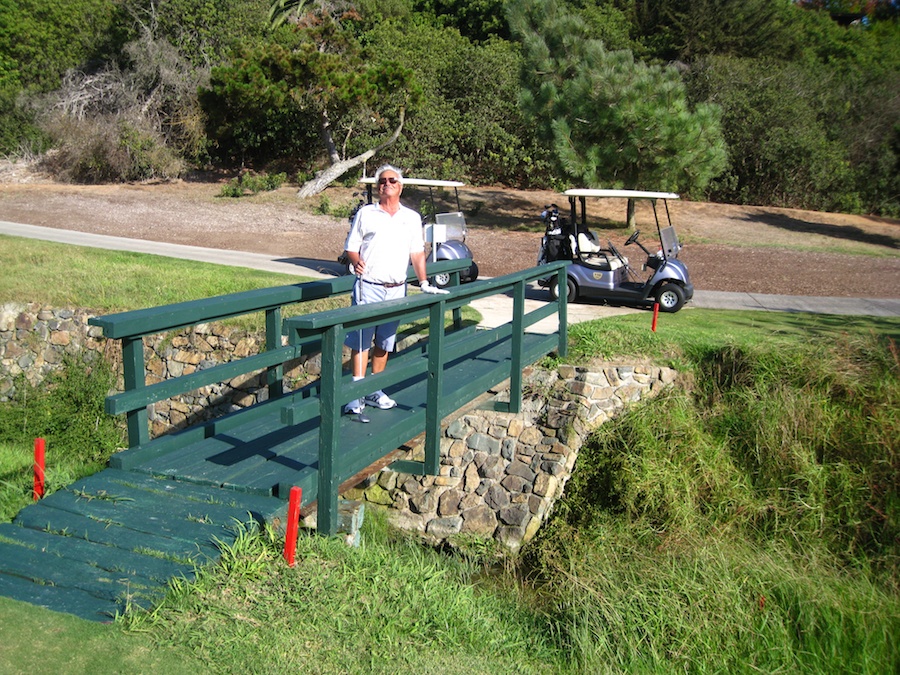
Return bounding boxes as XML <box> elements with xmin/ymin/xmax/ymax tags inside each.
<box><xmin>32</xmin><ymin>31</ymin><xmax>208</xmax><ymax>182</ymax></box>
<box><xmin>39</xmin><ymin>112</ymin><xmax>185</xmax><ymax>183</ymax></box>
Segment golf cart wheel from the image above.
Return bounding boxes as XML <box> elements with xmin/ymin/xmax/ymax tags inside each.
<box><xmin>550</xmin><ymin>276</ymin><xmax>577</xmax><ymax>302</ymax></box>
<box><xmin>432</xmin><ymin>272</ymin><xmax>452</xmax><ymax>288</ymax></box>
<box><xmin>655</xmin><ymin>283</ymin><xmax>685</xmax><ymax>312</ymax></box>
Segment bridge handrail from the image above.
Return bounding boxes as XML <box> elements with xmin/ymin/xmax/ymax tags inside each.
<box><xmin>283</xmin><ymin>261</ymin><xmax>570</xmax><ymax>535</ymax></box>
<box><xmin>90</xmin><ymin>259</ymin><xmax>472</xmax><ymax>447</ymax></box>
<box><xmin>88</xmin><ymin>259</ymin><xmax>467</xmax><ymax>340</ymax></box>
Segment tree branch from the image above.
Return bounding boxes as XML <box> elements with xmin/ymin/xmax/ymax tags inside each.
<box><xmin>296</xmin><ymin>107</ymin><xmax>405</xmax><ymax>198</ymax></box>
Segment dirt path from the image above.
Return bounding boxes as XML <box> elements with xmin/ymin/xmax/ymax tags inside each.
<box><xmin>1</xmin><ymin>174</ymin><xmax>898</xmax><ymax>298</ymax></box>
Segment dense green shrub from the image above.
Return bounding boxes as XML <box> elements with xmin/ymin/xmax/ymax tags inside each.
<box><xmin>334</xmin><ymin>21</ymin><xmax>549</xmax><ymax>185</ymax></box>
<box><xmin>152</xmin><ymin>0</ymin><xmax>270</xmax><ymax>68</ymax></box>
<box><xmin>0</xmin><ymin>354</ymin><xmax>125</xmax><ymax>467</ymax></box>
<box><xmin>219</xmin><ymin>171</ymin><xmax>288</xmax><ymax>197</ymax></box>
<box><xmin>0</xmin><ymin>0</ymin><xmax>124</xmax><ymax>93</ymax></box>
<box><xmin>687</xmin><ymin>55</ymin><xmax>857</xmax><ymax>211</ymax></box>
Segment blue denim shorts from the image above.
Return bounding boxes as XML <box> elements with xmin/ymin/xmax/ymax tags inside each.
<box><xmin>343</xmin><ymin>278</ymin><xmax>406</xmax><ymax>352</ymax></box>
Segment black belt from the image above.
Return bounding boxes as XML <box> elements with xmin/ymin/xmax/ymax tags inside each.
<box><xmin>360</xmin><ymin>278</ymin><xmax>406</xmax><ymax>288</ymax></box>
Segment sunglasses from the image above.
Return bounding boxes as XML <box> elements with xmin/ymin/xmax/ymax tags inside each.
<box><xmin>378</xmin><ymin>177</ymin><xmax>400</xmax><ymax>185</ymax></box>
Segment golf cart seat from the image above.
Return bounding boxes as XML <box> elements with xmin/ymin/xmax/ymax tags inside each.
<box><xmin>577</xmin><ymin>231</ymin><xmax>603</xmax><ymax>254</ymax></box>
<box><xmin>581</xmin><ymin>253</ymin><xmax>627</xmax><ymax>271</ymax></box>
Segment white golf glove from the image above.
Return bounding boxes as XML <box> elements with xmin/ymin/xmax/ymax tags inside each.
<box><xmin>420</xmin><ymin>280</ymin><xmax>450</xmax><ymax>295</ymax></box>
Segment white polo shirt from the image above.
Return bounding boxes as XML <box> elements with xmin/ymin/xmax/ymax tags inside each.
<box><xmin>344</xmin><ymin>203</ymin><xmax>424</xmax><ymax>285</ymax></box>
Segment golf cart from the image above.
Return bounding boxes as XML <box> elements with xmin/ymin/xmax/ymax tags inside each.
<box><xmin>537</xmin><ymin>189</ymin><xmax>693</xmax><ymax>312</ymax></box>
<box><xmin>339</xmin><ymin>177</ymin><xmax>479</xmax><ymax>288</ymax></box>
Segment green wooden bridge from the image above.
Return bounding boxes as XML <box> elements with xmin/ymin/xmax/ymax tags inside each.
<box><xmin>0</xmin><ymin>259</ymin><xmax>568</xmax><ymax>621</ymax></box>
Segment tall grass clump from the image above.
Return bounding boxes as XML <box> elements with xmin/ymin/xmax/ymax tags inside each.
<box><xmin>523</xmin><ymin>327</ymin><xmax>899</xmax><ymax>672</ymax></box>
<box><xmin>694</xmin><ymin>334</ymin><xmax>899</xmax><ymax>568</ymax></box>
<box><xmin>125</xmin><ymin>512</ymin><xmax>564</xmax><ymax>674</ymax></box>
<box><xmin>0</xmin><ymin>354</ymin><xmax>125</xmax><ymax>520</ymax></box>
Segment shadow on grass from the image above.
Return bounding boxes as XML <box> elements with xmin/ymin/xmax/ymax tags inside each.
<box><xmin>708</xmin><ymin>310</ymin><xmax>900</xmax><ymax>344</ymax></box>
<box><xmin>740</xmin><ymin>212</ymin><xmax>899</xmax><ymax>250</ymax></box>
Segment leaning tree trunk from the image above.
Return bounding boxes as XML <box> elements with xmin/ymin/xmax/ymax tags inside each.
<box><xmin>296</xmin><ymin>108</ymin><xmax>406</xmax><ymax>199</ymax></box>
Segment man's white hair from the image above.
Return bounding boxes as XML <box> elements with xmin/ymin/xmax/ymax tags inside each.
<box><xmin>374</xmin><ymin>164</ymin><xmax>403</xmax><ymax>183</ymax></box>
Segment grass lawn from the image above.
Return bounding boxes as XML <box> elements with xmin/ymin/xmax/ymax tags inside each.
<box><xmin>0</xmin><ymin>595</ymin><xmax>201</xmax><ymax>674</ymax></box>
<box><xmin>0</xmin><ymin>235</ymin><xmax>897</xmax><ymax>673</ymax></box>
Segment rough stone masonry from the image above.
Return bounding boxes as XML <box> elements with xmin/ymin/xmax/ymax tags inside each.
<box><xmin>344</xmin><ymin>362</ymin><xmax>678</xmax><ymax>550</ymax></box>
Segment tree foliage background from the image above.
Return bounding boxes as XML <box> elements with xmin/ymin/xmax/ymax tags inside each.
<box><xmin>0</xmin><ymin>0</ymin><xmax>897</xmax><ymax>214</ymax></box>
<box><xmin>508</xmin><ymin>0</ymin><xmax>727</xmax><ymax>194</ymax></box>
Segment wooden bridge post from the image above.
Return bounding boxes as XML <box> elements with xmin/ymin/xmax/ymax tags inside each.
<box><xmin>424</xmin><ymin>299</ymin><xmax>446</xmax><ymax>475</ymax></box>
<box><xmin>508</xmin><ymin>279</ymin><xmax>526</xmax><ymax>414</ymax></box>
<box><xmin>316</xmin><ymin>323</ymin><xmax>343</xmax><ymax>536</ymax></box>
<box><xmin>121</xmin><ymin>336</ymin><xmax>149</xmax><ymax>448</ymax></box>
<box><xmin>265</xmin><ymin>307</ymin><xmax>285</xmax><ymax>401</ymax></box>
<box><xmin>557</xmin><ymin>267</ymin><xmax>569</xmax><ymax>357</ymax></box>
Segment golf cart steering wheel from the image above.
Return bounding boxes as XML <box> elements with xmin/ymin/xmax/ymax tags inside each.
<box><xmin>625</xmin><ymin>230</ymin><xmax>641</xmax><ymax>246</ymax></box>
<box><xmin>608</xmin><ymin>240</ymin><xmax>628</xmax><ymax>268</ymax></box>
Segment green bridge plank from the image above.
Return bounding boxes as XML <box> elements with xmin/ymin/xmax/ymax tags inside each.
<box><xmin>0</xmin><ymin>572</ymin><xmax>124</xmax><ymax>621</ymax></box>
<box><xmin>63</xmin><ymin>472</ymin><xmax>282</xmax><ymax>527</ymax></box>
<box><xmin>99</xmin><ymin>469</ymin><xmax>286</xmax><ymax>517</ymax></box>
<box><xmin>33</xmin><ymin>488</ymin><xmax>263</xmax><ymax>546</ymax></box>
<box><xmin>0</xmin><ymin>540</ymin><xmax>162</xmax><ymax>607</ymax></box>
<box><xmin>132</xmin><ymin>413</ymin><xmax>293</xmax><ymax>474</ymax></box>
<box><xmin>109</xmin><ymin>394</ymin><xmax>297</xmax><ymax>471</ymax></box>
<box><xmin>0</xmin><ymin>523</ymin><xmax>196</xmax><ymax>585</ymax></box>
<box><xmin>14</xmin><ymin>503</ymin><xmax>221</xmax><ymax>564</ymax></box>
<box><xmin>178</xmin><ymin>417</ymin><xmax>319</xmax><ymax>486</ymax></box>
<box><xmin>132</xmin><ymin>416</ymin><xmax>319</xmax><ymax>496</ymax></box>
<box><xmin>223</xmin><ymin>461</ymin><xmax>318</xmax><ymax>499</ymax></box>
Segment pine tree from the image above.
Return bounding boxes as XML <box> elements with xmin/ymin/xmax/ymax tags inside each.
<box><xmin>507</xmin><ymin>0</ymin><xmax>727</xmax><ymax>196</ymax></box>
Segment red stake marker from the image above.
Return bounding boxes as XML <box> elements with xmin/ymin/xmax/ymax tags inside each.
<box><xmin>652</xmin><ymin>303</ymin><xmax>660</xmax><ymax>332</ymax></box>
<box><xmin>33</xmin><ymin>438</ymin><xmax>46</xmax><ymax>500</ymax></box>
<box><xmin>283</xmin><ymin>486</ymin><xmax>302</xmax><ymax>567</ymax></box>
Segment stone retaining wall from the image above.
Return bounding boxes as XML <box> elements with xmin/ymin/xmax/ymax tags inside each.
<box><xmin>0</xmin><ymin>303</ymin><xmax>301</xmax><ymax>437</ymax></box>
<box><xmin>0</xmin><ymin>303</ymin><xmax>110</xmax><ymax>400</ymax></box>
<box><xmin>345</xmin><ymin>362</ymin><xmax>677</xmax><ymax>550</ymax></box>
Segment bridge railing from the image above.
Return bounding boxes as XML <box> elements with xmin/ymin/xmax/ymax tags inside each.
<box><xmin>89</xmin><ymin>258</ymin><xmax>571</xmax><ymax>537</ymax></box>
<box><xmin>283</xmin><ymin>261</ymin><xmax>570</xmax><ymax>535</ymax></box>
<box><xmin>89</xmin><ymin>259</ymin><xmax>473</xmax><ymax>449</ymax></box>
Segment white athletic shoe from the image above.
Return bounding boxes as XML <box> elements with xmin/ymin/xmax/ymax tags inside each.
<box><xmin>343</xmin><ymin>398</ymin><xmax>365</xmax><ymax>415</ymax></box>
<box><xmin>364</xmin><ymin>390</ymin><xmax>397</xmax><ymax>410</ymax></box>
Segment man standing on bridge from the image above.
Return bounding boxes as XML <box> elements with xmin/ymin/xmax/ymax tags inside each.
<box><xmin>342</xmin><ymin>164</ymin><xmax>448</xmax><ymax>418</ymax></box>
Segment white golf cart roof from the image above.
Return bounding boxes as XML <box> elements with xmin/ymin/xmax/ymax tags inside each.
<box><xmin>359</xmin><ymin>177</ymin><xmax>465</xmax><ymax>188</ymax></box>
<box><xmin>565</xmin><ymin>189</ymin><xmax>679</xmax><ymax>200</ymax></box>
